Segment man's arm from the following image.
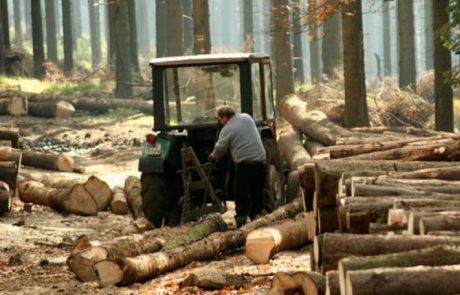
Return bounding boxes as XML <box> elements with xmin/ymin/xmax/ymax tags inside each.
<box><xmin>210</xmin><ymin>127</ymin><xmax>231</xmax><ymax>160</ymax></box>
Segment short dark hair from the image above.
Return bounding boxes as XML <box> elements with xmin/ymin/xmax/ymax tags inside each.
<box><xmin>216</xmin><ymin>105</ymin><xmax>236</xmax><ymax>118</ymax></box>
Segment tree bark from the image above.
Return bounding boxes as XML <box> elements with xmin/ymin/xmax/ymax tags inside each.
<box><xmin>0</xmin><ymin>160</ymin><xmax>20</xmax><ymax>190</ymax></box>
<box><xmin>45</xmin><ymin>0</ymin><xmax>58</xmax><ymax>64</ymax></box>
<box><xmin>28</xmin><ymin>100</ymin><xmax>75</xmax><ymax>118</ymax></box>
<box><xmin>397</xmin><ymin>0</ymin><xmax>416</xmax><ymax>89</ymax></box>
<box><xmin>277</xmin><ymin>122</ymin><xmax>311</xmax><ymax>170</ymax></box>
<box><xmin>317</xmin><ymin>233</ymin><xmax>460</xmax><ymax>273</ymax></box>
<box><xmin>192</xmin><ymin>0</ymin><xmax>211</xmax><ymax>54</ymax></box>
<box><xmin>408</xmin><ymin>209</ymin><xmax>460</xmax><ymax>235</ymax></box>
<box><xmin>268</xmin><ymin>271</ymin><xmax>325</xmax><ymax>295</ymax></box>
<box><xmin>124</xmin><ymin>176</ymin><xmax>143</xmax><ymax>219</ymax></box>
<box><xmin>31</xmin><ymin>0</ymin><xmax>45</xmax><ymax>77</ymax></box>
<box><xmin>394</xmin><ymin>165</ymin><xmax>460</xmax><ymax>181</ymax></box>
<box><xmin>0</xmin><ymin>127</ymin><xmax>20</xmax><ymax>148</ymax></box>
<box><xmin>0</xmin><ymin>181</ymin><xmax>11</xmax><ymax>214</ymax></box>
<box><xmin>62</xmin><ymin>0</ymin><xmax>74</xmax><ymax>73</ymax></box>
<box><xmin>21</xmin><ymin>150</ymin><xmax>75</xmax><ymax>172</ymax></box>
<box><xmin>18</xmin><ymin>180</ymin><xmax>98</xmax><ymax>215</ymax></box>
<box><xmin>94</xmin><ymin>199</ymin><xmax>304</xmax><ymax>286</ymax></box>
<box><xmin>0</xmin><ymin>96</ymin><xmax>28</xmax><ymax>116</ymax></box>
<box><xmin>325</xmin><ymin>270</ymin><xmax>340</xmax><ymax>295</ymax></box>
<box><xmin>115</xmin><ymin>0</ymin><xmax>132</xmax><ymax>98</ymax></box>
<box><xmin>346</xmin><ymin>265</ymin><xmax>460</xmax><ymax>295</ymax></box>
<box><xmin>111</xmin><ymin>186</ymin><xmax>129</xmax><ymax>215</ymax></box>
<box><xmin>322</xmin><ymin>0</ymin><xmax>342</xmax><ymax>78</ymax></box>
<box><xmin>420</xmin><ymin>215</ymin><xmax>460</xmax><ymax>235</ymax></box>
<box><xmin>245</xmin><ymin>212</ymin><xmax>313</xmax><ymax>264</ymax></box>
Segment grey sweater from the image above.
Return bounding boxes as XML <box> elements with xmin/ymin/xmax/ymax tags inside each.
<box><xmin>212</xmin><ymin>113</ymin><xmax>266</xmax><ymax>163</ymax></box>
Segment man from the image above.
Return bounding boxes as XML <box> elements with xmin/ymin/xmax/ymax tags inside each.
<box><xmin>209</xmin><ymin>105</ymin><xmax>266</xmax><ymax>228</ymax></box>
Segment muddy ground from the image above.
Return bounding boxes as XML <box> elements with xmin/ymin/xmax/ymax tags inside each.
<box><xmin>0</xmin><ymin>112</ymin><xmax>310</xmax><ymax>295</ymax></box>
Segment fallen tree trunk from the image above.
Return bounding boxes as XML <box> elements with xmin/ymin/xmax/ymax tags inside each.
<box><xmin>0</xmin><ymin>90</ymin><xmax>154</xmax><ymax>114</ymax></box>
<box><xmin>0</xmin><ymin>181</ymin><xmax>11</xmax><ymax>214</ymax></box>
<box><xmin>277</xmin><ymin>122</ymin><xmax>311</xmax><ymax>170</ymax></box>
<box><xmin>18</xmin><ymin>180</ymin><xmax>97</xmax><ymax>215</ymax></box>
<box><xmin>68</xmin><ymin>214</ymin><xmax>224</xmax><ymax>282</ymax></box>
<box><xmin>245</xmin><ymin>212</ymin><xmax>313</xmax><ymax>264</ymax></box>
<box><xmin>0</xmin><ymin>96</ymin><xmax>28</xmax><ymax>116</ymax></box>
<box><xmin>277</xmin><ymin>94</ymin><xmax>357</xmax><ymax>146</ymax></box>
<box><xmin>124</xmin><ymin>176</ymin><xmax>143</xmax><ymax>219</ymax></box>
<box><xmin>110</xmin><ymin>186</ymin><xmax>129</xmax><ymax>215</ymax></box>
<box><xmin>0</xmin><ymin>127</ymin><xmax>20</xmax><ymax>148</ymax></box>
<box><xmin>21</xmin><ymin>150</ymin><xmax>76</xmax><ymax>172</ymax></box>
<box><xmin>316</xmin><ymin>233</ymin><xmax>460</xmax><ymax>273</ymax></box>
<box><xmin>268</xmin><ymin>271</ymin><xmax>326</xmax><ymax>295</ymax></box>
<box><xmin>94</xmin><ymin>198</ymin><xmax>304</xmax><ymax>286</ymax></box>
<box><xmin>393</xmin><ymin>165</ymin><xmax>460</xmax><ymax>180</ymax></box>
<box><xmin>345</xmin><ymin>265</ymin><xmax>460</xmax><ymax>295</ymax></box>
<box><xmin>338</xmin><ymin>245</ymin><xmax>460</xmax><ymax>295</ymax></box>
<box><xmin>28</xmin><ymin>100</ymin><xmax>75</xmax><ymax>118</ymax></box>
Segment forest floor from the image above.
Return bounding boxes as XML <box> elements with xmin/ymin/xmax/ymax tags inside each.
<box><xmin>0</xmin><ymin>111</ymin><xmax>310</xmax><ymax>295</ymax></box>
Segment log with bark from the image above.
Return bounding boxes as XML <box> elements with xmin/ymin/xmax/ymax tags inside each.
<box><xmin>0</xmin><ymin>160</ymin><xmax>20</xmax><ymax>190</ymax></box>
<box><xmin>338</xmin><ymin>245</ymin><xmax>460</xmax><ymax>295</ymax></box>
<box><xmin>407</xmin><ymin>209</ymin><xmax>460</xmax><ymax>235</ymax></box>
<box><xmin>18</xmin><ymin>180</ymin><xmax>98</xmax><ymax>215</ymax></box>
<box><xmin>94</xmin><ymin>199</ymin><xmax>304</xmax><ymax>286</ymax></box>
<box><xmin>393</xmin><ymin>165</ymin><xmax>460</xmax><ymax>180</ymax></box>
<box><xmin>110</xmin><ymin>186</ymin><xmax>129</xmax><ymax>215</ymax></box>
<box><xmin>83</xmin><ymin>175</ymin><xmax>112</xmax><ymax>211</ymax></box>
<box><xmin>0</xmin><ymin>127</ymin><xmax>20</xmax><ymax>148</ymax></box>
<box><xmin>245</xmin><ymin>212</ymin><xmax>314</xmax><ymax>264</ymax></box>
<box><xmin>28</xmin><ymin>100</ymin><xmax>75</xmax><ymax>118</ymax></box>
<box><xmin>315</xmin><ymin>233</ymin><xmax>460</xmax><ymax>273</ymax></box>
<box><xmin>0</xmin><ymin>90</ymin><xmax>154</xmax><ymax>114</ymax></box>
<box><xmin>419</xmin><ymin>215</ymin><xmax>460</xmax><ymax>235</ymax></box>
<box><xmin>277</xmin><ymin>121</ymin><xmax>311</xmax><ymax>170</ymax></box>
<box><xmin>368</xmin><ymin>222</ymin><xmax>406</xmax><ymax>234</ymax></box>
<box><xmin>21</xmin><ymin>150</ymin><xmax>76</xmax><ymax>172</ymax></box>
<box><xmin>277</xmin><ymin>94</ymin><xmax>357</xmax><ymax>146</ymax></box>
<box><xmin>0</xmin><ymin>181</ymin><xmax>11</xmax><ymax>214</ymax></box>
<box><xmin>304</xmin><ymin>140</ymin><xmax>326</xmax><ymax>159</ymax></box>
<box><xmin>180</xmin><ymin>267</ymin><xmax>248</xmax><ymax>289</ymax></box>
<box><xmin>68</xmin><ymin>214</ymin><xmax>223</xmax><ymax>282</ymax></box>
<box><xmin>0</xmin><ymin>95</ymin><xmax>28</xmax><ymax>116</ymax></box>
<box><xmin>124</xmin><ymin>176</ymin><xmax>144</xmax><ymax>219</ymax></box>
<box><xmin>325</xmin><ymin>271</ymin><xmax>340</xmax><ymax>295</ymax></box>
<box><xmin>345</xmin><ymin>265</ymin><xmax>460</xmax><ymax>295</ymax></box>
<box><xmin>268</xmin><ymin>271</ymin><xmax>326</xmax><ymax>295</ymax></box>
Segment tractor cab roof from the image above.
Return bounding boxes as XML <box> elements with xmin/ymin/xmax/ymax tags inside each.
<box><xmin>149</xmin><ymin>53</ymin><xmax>270</xmax><ymax>67</ymax></box>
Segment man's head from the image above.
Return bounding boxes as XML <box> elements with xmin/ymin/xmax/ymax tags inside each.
<box><xmin>216</xmin><ymin>105</ymin><xmax>236</xmax><ymax>125</ymax></box>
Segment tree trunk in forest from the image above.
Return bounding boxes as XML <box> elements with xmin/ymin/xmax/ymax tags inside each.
<box><xmin>71</xmin><ymin>0</ymin><xmax>81</xmax><ymax>48</ymax></box>
<box><xmin>397</xmin><ymin>0</ymin><xmax>416</xmax><ymax>89</ymax></box>
<box><xmin>273</xmin><ymin>0</ymin><xmax>294</xmax><ymax>103</ymax></box>
<box><xmin>268</xmin><ymin>271</ymin><xmax>326</xmax><ymax>295</ymax></box>
<box><xmin>322</xmin><ymin>0</ymin><xmax>342</xmax><ymax>78</ymax></box>
<box><xmin>31</xmin><ymin>0</ymin><xmax>45</xmax><ymax>78</ymax></box>
<box><xmin>111</xmin><ymin>186</ymin><xmax>129</xmax><ymax>215</ymax></box>
<box><xmin>13</xmin><ymin>1</ymin><xmax>22</xmax><ymax>45</ymax></box>
<box><xmin>115</xmin><ymin>0</ymin><xmax>133</xmax><ymax>98</ymax></box>
<box><xmin>167</xmin><ymin>0</ymin><xmax>184</xmax><ymax>56</ymax></box>
<box><xmin>155</xmin><ymin>0</ymin><xmax>167</xmax><ymax>57</ymax></box>
<box><xmin>0</xmin><ymin>181</ymin><xmax>10</xmax><ymax>214</ymax></box>
<box><xmin>68</xmin><ymin>215</ymin><xmax>224</xmax><ymax>282</ymax></box>
<box><xmin>339</xmin><ymin>246</ymin><xmax>460</xmax><ymax>295</ymax></box>
<box><xmin>346</xmin><ymin>265</ymin><xmax>460</xmax><ymax>295</ymax></box>
<box><xmin>424</xmin><ymin>0</ymin><xmax>434</xmax><ymax>70</ymax></box>
<box><xmin>62</xmin><ymin>0</ymin><xmax>74</xmax><ymax>74</ymax></box>
<box><xmin>18</xmin><ymin>180</ymin><xmax>98</xmax><ymax>215</ymax></box>
<box><xmin>245</xmin><ymin>213</ymin><xmax>313</xmax><ymax>264</ymax></box>
<box><xmin>127</xmin><ymin>0</ymin><xmax>140</xmax><ymax>76</ymax></box>
<box><xmin>45</xmin><ymin>0</ymin><xmax>58</xmax><ymax>64</ymax></box>
<box><xmin>382</xmin><ymin>1</ymin><xmax>391</xmax><ymax>76</ymax></box>
<box><xmin>292</xmin><ymin>0</ymin><xmax>304</xmax><ymax>83</ymax></box>
<box><xmin>394</xmin><ymin>165</ymin><xmax>460</xmax><ymax>180</ymax></box>
<box><xmin>278</xmin><ymin>94</ymin><xmax>356</xmax><ymax>146</ymax></box>
<box><xmin>0</xmin><ymin>4</ymin><xmax>5</xmax><ymax>74</ymax></box>
<box><xmin>88</xmin><ymin>0</ymin><xmax>101</xmax><ymax>68</ymax></box>
<box><xmin>0</xmin><ymin>0</ymin><xmax>9</xmax><ymax>49</ymax></box>
<box><xmin>0</xmin><ymin>96</ymin><xmax>28</xmax><ymax>116</ymax></box>
<box><xmin>243</xmin><ymin>0</ymin><xmax>254</xmax><ymax>52</ymax></box>
<box><xmin>94</xmin><ymin>199</ymin><xmax>304</xmax><ymax>286</ymax></box>
<box><xmin>107</xmin><ymin>0</ymin><xmax>116</xmax><ymax>67</ymax></box>
<box><xmin>308</xmin><ymin>0</ymin><xmax>321</xmax><ymax>83</ymax></box>
<box><xmin>341</xmin><ymin>0</ymin><xmax>369</xmax><ymax>127</ymax></box>
<box><xmin>182</xmin><ymin>0</ymin><xmax>193</xmax><ymax>52</ymax></box>
<box><xmin>316</xmin><ymin>233</ymin><xmax>460</xmax><ymax>273</ymax></box>
<box><xmin>28</xmin><ymin>101</ymin><xmax>75</xmax><ymax>118</ymax></box>
<box><xmin>433</xmin><ymin>0</ymin><xmax>454</xmax><ymax>132</ymax></box>
<box><xmin>193</xmin><ymin>0</ymin><xmax>211</xmax><ymax>54</ymax></box>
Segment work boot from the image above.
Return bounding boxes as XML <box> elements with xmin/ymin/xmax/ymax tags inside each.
<box><xmin>235</xmin><ymin>215</ymin><xmax>248</xmax><ymax>228</ymax></box>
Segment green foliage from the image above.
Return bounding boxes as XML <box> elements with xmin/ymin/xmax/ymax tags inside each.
<box><xmin>295</xmin><ymin>81</ymin><xmax>313</xmax><ymax>92</ymax></box>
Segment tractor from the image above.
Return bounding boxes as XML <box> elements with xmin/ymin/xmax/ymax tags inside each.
<box><xmin>138</xmin><ymin>53</ymin><xmax>287</xmax><ymax>227</ymax></box>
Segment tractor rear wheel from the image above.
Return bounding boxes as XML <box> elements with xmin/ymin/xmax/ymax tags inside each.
<box><xmin>263</xmin><ymin>138</ymin><xmax>286</xmax><ymax>212</ymax></box>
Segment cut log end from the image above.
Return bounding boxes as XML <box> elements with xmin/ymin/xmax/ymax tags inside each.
<box><xmin>67</xmin><ymin>246</ymin><xmax>108</xmax><ymax>282</ymax></box>
<box><xmin>56</xmin><ymin>154</ymin><xmax>75</xmax><ymax>172</ymax></box>
<box><xmin>268</xmin><ymin>272</ymin><xmax>322</xmax><ymax>295</ymax></box>
<box><xmin>63</xmin><ymin>184</ymin><xmax>98</xmax><ymax>216</ymax></box>
<box><xmin>94</xmin><ymin>260</ymin><xmax>123</xmax><ymax>287</ymax></box>
<box><xmin>245</xmin><ymin>229</ymin><xmax>280</xmax><ymax>264</ymax></box>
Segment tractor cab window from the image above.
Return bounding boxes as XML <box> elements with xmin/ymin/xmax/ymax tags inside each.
<box><xmin>251</xmin><ymin>63</ymin><xmax>263</xmax><ymax>122</ymax></box>
<box><xmin>163</xmin><ymin>64</ymin><xmax>241</xmax><ymax>126</ymax></box>
<box><xmin>264</xmin><ymin>63</ymin><xmax>275</xmax><ymax>120</ymax></box>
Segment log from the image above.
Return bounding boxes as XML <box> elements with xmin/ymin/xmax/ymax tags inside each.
<box><xmin>426</xmin><ymin>231</ymin><xmax>460</xmax><ymax>236</ymax></box>
<box><xmin>346</xmin><ymin>265</ymin><xmax>460</xmax><ymax>295</ymax></box>
<box><xmin>393</xmin><ymin>165</ymin><xmax>460</xmax><ymax>180</ymax></box>
<box><xmin>0</xmin><ymin>95</ymin><xmax>28</xmax><ymax>116</ymax></box>
<box><xmin>94</xmin><ymin>199</ymin><xmax>304</xmax><ymax>286</ymax></box>
<box><xmin>318</xmin><ymin>206</ymin><xmax>338</xmax><ymax>234</ymax></box>
<box><xmin>345</xmin><ymin>201</ymin><xmax>394</xmax><ymax>233</ymax></box>
<box><xmin>18</xmin><ymin>180</ymin><xmax>97</xmax><ymax>215</ymax></box>
<box><xmin>325</xmin><ymin>271</ymin><xmax>340</xmax><ymax>295</ymax></box>
<box><xmin>0</xmin><ymin>181</ymin><xmax>11</xmax><ymax>214</ymax></box>
<box><xmin>67</xmin><ymin>215</ymin><xmax>223</xmax><ymax>282</ymax></box>
<box><xmin>338</xmin><ymin>245</ymin><xmax>460</xmax><ymax>295</ymax></box>
<box><xmin>42</xmin><ymin>175</ymin><xmax>85</xmax><ymax>189</ymax></box>
<box><xmin>245</xmin><ymin>212</ymin><xmax>313</xmax><ymax>264</ymax></box>
<box><xmin>180</xmin><ymin>267</ymin><xmax>247</xmax><ymax>289</ymax></box>
<box><xmin>419</xmin><ymin>215</ymin><xmax>460</xmax><ymax>235</ymax></box>
<box><xmin>21</xmin><ymin>150</ymin><xmax>75</xmax><ymax>172</ymax></box>
<box><xmin>314</xmin><ymin>160</ymin><xmax>456</xmax><ymax>209</ymax></box>
<box><xmin>0</xmin><ymin>160</ymin><xmax>19</xmax><ymax>190</ymax></box>
<box><xmin>277</xmin><ymin>122</ymin><xmax>311</xmax><ymax>170</ymax></box>
<box><xmin>277</xmin><ymin>94</ymin><xmax>356</xmax><ymax>146</ymax></box>
<box><xmin>124</xmin><ymin>176</ymin><xmax>143</xmax><ymax>219</ymax></box>
<box><xmin>110</xmin><ymin>186</ymin><xmax>129</xmax><ymax>215</ymax></box>
<box><xmin>317</xmin><ymin>233</ymin><xmax>460</xmax><ymax>273</ymax></box>
<box><xmin>268</xmin><ymin>271</ymin><xmax>326</xmax><ymax>295</ymax></box>
<box><xmin>350</xmin><ymin>126</ymin><xmax>448</xmax><ymax>137</ymax></box>
<box><xmin>393</xmin><ymin>199</ymin><xmax>460</xmax><ymax>210</ymax></box>
<box><xmin>407</xmin><ymin>209</ymin><xmax>460</xmax><ymax>235</ymax></box>
<box><xmin>368</xmin><ymin>222</ymin><xmax>406</xmax><ymax>234</ymax></box>
<box><xmin>28</xmin><ymin>100</ymin><xmax>75</xmax><ymax>118</ymax></box>
<box><xmin>83</xmin><ymin>175</ymin><xmax>113</xmax><ymax>211</ymax></box>
<box><xmin>0</xmin><ymin>127</ymin><xmax>20</xmax><ymax>148</ymax></box>
<box><xmin>352</xmin><ymin>184</ymin><xmax>450</xmax><ymax>197</ymax></box>
<box><xmin>1</xmin><ymin>90</ymin><xmax>154</xmax><ymax>114</ymax></box>
<box><xmin>304</xmin><ymin>140</ymin><xmax>326</xmax><ymax>158</ymax></box>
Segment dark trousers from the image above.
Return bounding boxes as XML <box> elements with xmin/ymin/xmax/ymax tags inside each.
<box><xmin>234</xmin><ymin>161</ymin><xmax>266</xmax><ymax>220</ymax></box>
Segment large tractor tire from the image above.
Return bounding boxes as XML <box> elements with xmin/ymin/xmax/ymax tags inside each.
<box><xmin>263</xmin><ymin>138</ymin><xmax>286</xmax><ymax>212</ymax></box>
<box><xmin>285</xmin><ymin>170</ymin><xmax>301</xmax><ymax>202</ymax></box>
<box><xmin>141</xmin><ymin>173</ymin><xmax>181</xmax><ymax>227</ymax></box>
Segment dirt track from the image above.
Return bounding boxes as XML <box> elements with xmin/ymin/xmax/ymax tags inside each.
<box><xmin>0</xmin><ymin>113</ymin><xmax>310</xmax><ymax>294</ymax></box>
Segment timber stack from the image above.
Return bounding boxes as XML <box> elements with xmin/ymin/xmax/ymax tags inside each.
<box><xmin>277</xmin><ymin>93</ymin><xmax>460</xmax><ymax>294</ymax></box>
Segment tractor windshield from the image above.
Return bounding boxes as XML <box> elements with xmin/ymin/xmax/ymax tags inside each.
<box><xmin>162</xmin><ymin>64</ymin><xmax>241</xmax><ymax>126</ymax></box>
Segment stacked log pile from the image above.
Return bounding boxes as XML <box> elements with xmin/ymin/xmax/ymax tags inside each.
<box><xmin>0</xmin><ymin>129</ymin><xmax>22</xmax><ymax>214</ymax></box>
<box><xmin>277</xmin><ymin>93</ymin><xmax>460</xmax><ymax>294</ymax></box>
